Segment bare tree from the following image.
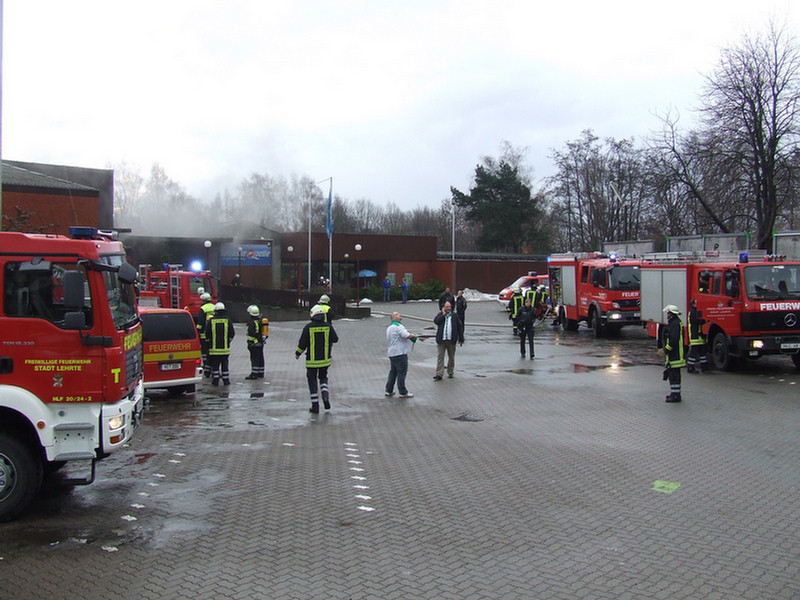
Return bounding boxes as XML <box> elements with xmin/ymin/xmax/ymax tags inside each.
<box><xmin>701</xmin><ymin>20</ymin><xmax>800</xmax><ymax>249</ymax></box>
<box><xmin>112</xmin><ymin>161</ymin><xmax>144</xmax><ymax>225</ymax></box>
<box><xmin>548</xmin><ymin>130</ymin><xmax>654</xmax><ymax>251</ymax></box>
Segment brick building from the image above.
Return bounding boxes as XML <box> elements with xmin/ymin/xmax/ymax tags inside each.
<box><xmin>1</xmin><ymin>160</ymin><xmax>114</xmax><ymax>234</ymax></box>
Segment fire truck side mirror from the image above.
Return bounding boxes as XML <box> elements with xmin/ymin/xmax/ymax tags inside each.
<box><xmin>63</xmin><ymin>271</ymin><xmax>88</xmax><ymax>331</ymax></box>
<box><xmin>63</xmin><ymin>271</ymin><xmax>85</xmax><ymax>310</ymax></box>
<box><xmin>117</xmin><ymin>263</ymin><xmax>138</xmax><ymax>285</ymax></box>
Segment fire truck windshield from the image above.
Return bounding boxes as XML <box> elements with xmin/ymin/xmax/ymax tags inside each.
<box><xmin>606</xmin><ymin>265</ymin><xmax>640</xmax><ymax>291</ymax></box>
<box><xmin>745</xmin><ymin>264</ymin><xmax>800</xmax><ymax>300</ymax></box>
<box><xmin>99</xmin><ymin>255</ymin><xmax>138</xmax><ymax>329</ymax></box>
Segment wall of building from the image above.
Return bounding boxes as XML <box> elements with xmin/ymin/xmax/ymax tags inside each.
<box><xmin>6</xmin><ymin>161</ymin><xmax>114</xmax><ymax>229</ymax></box>
<box><xmin>429</xmin><ymin>259</ymin><xmax>548</xmax><ymax>293</ymax></box>
<box><xmin>2</xmin><ymin>190</ymin><xmax>99</xmax><ymax>234</ymax></box>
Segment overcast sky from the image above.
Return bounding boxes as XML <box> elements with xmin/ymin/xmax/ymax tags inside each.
<box><xmin>4</xmin><ymin>1</ymin><xmax>800</xmax><ymax>210</ymax></box>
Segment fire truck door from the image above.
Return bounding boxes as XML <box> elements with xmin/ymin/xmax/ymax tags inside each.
<box><xmin>640</xmin><ymin>268</ymin><xmax>687</xmax><ymax>324</ymax></box>
<box><xmin>559</xmin><ymin>266</ymin><xmax>577</xmax><ymax>307</ymax></box>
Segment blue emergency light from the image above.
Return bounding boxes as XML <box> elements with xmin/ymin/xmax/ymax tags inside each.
<box><xmin>69</xmin><ymin>226</ymin><xmax>98</xmax><ymax>239</ymax></box>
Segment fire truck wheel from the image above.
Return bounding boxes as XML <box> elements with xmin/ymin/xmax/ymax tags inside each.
<box><xmin>0</xmin><ymin>433</ymin><xmax>43</xmax><ymax>523</ymax></box>
<box><xmin>560</xmin><ymin>307</ymin><xmax>578</xmax><ymax>332</ymax></box>
<box><xmin>791</xmin><ymin>353</ymin><xmax>800</xmax><ymax>371</ymax></box>
<box><xmin>711</xmin><ymin>331</ymin><xmax>732</xmax><ymax>371</ymax></box>
<box><xmin>591</xmin><ymin>311</ymin><xmax>603</xmax><ymax>338</ymax></box>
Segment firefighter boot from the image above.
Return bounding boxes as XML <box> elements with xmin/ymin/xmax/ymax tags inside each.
<box><xmin>687</xmin><ymin>366</ymin><xmax>698</xmax><ymax>374</ymax></box>
<box><xmin>322</xmin><ymin>392</ymin><xmax>331</xmax><ymax>411</ymax></box>
<box><xmin>665</xmin><ymin>393</ymin><xmax>682</xmax><ymax>403</ymax></box>
<box><xmin>309</xmin><ymin>402</ymin><xmax>320</xmax><ymax>414</ymax></box>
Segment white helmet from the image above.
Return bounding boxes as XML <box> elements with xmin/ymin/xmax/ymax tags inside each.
<box><xmin>310</xmin><ymin>305</ymin><xmax>325</xmax><ymax>317</ymax></box>
<box><xmin>197</xmin><ymin>287</ymin><xmax>205</xmax><ymax>295</ymax></box>
<box><xmin>319</xmin><ymin>294</ymin><xmax>330</xmax><ymax>304</ymax></box>
<box><xmin>200</xmin><ymin>292</ymin><xmax>211</xmax><ymax>301</ymax></box>
<box><xmin>247</xmin><ymin>304</ymin><xmax>260</xmax><ymax>317</ymax></box>
<box><xmin>214</xmin><ymin>302</ymin><xmax>226</xmax><ymax>311</ymax></box>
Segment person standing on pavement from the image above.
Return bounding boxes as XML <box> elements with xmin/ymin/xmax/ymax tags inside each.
<box><xmin>517</xmin><ymin>298</ymin><xmax>536</xmax><ymax>359</ymax></box>
<box><xmin>205</xmin><ymin>302</ymin><xmax>235</xmax><ymax>386</ymax></box>
<box><xmin>455</xmin><ymin>290</ymin><xmax>467</xmax><ymax>330</ymax></box>
<box><xmin>433</xmin><ymin>301</ymin><xmax>463</xmax><ymax>380</ymax></box>
<box><xmin>196</xmin><ymin>292</ymin><xmax>216</xmax><ymax>377</ymax></box>
<box><xmin>686</xmin><ymin>299</ymin><xmax>708</xmax><ymax>373</ymax></box>
<box><xmin>385</xmin><ymin>312</ymin><xmax>418</xmax><ymax>398</ymax></box>
<box><xmin>296</xmin><ymin>305</ymin><xmax>339</xmax><ymax>413</ymax></box>
<box><xmin>400</xmin><ymin>278</ymin><xmax>409</xmax><ymax>304</ymax></box>
<box><xmin>382</xmin><ymin>276</ymin><xmax>392</xmax><ymax>302</ymax></box>
<box><xmin>316</xmin><ymin>294</ymin><xmax>335</xmax><ymax>322</ymax></box>
<box><xmin>660</xmin><ymin>304</ymin><xmax>686</xmax><ymax>402</ymax></box>
<box><xmin>507</xmin><ymin>285</ymin><xmax>524</xmax><ymax>336</ymax></box>
<box><xmin>245</xmin><ymin>304</ymin><xmax>266</xmax><ymax>380</ymax></box>
<box><xmin>438</xmin><ymin>287</ymin><xmax>455</xmax><ymax>311</ymax></box>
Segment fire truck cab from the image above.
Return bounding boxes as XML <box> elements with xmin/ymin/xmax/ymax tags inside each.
<box><xmin>0</xmin><ymin>227</ymin><xmax>144</xmax><ymax>521</ymax></box>
<box><xmin>640</xmin><ymin>251</ymin><xmax>800</xmax><ymax>370</ymax></box>
<box><xmin>548</xmin><ymin>252</ymin><xmax>641</xmax><ymax>336</ymax></box>
<box><xmin>138</xmin><ymin>264</ymin><xmax>216</xmax><ymax>314</ymax></box>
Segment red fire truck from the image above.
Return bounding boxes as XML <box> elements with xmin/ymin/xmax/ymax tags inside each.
<box><xmin>640</xmin><ymin>251</ymin><xmax>800</xmax><ymax>370</ymax></box>
<box><xmin>138</xmin><ymin>263</ymin><xmax>216</xmax><ymax>313</ymax></box>
<box><xmin>0</xmin><ymin>227</ymin><xmax>145</xmax><ymax>521</ymax></box>
<box><xmin>547</xmin><ymin>252</ymin><xmax>641</xmax><ymax>336</ymax></box>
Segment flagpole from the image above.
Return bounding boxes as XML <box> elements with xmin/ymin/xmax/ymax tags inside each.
<box><xmin>328</xmin><ymin>178</ymin><xmax>333</xmax><ymax>293</ymax></box>
<box><xmin>317</xmin><ymin>177</ymin><xmax>334</xmax><ymax>296</ymax></box>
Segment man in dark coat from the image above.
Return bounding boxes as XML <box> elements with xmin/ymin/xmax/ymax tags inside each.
<box><xmin>433</xmin><ymin>301</ymin><xmax>463</xmax><ymax>380</ymax></box>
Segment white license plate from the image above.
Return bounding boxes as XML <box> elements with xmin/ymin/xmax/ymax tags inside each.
<box><xmin>780</xmin><ymin>342</ymin><xmax>800</xmax><ymax>350</ymax></box>
<box><xmin>160</xmin><ymin>362</ymin><xmax>182</xmax><ymax>371</ymax></box>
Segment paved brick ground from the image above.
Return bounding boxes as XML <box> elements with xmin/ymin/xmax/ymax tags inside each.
<box><xmin>1</xmin><ymin>299</ymin><xmax>799</xmax><ymax>599</ymax></box>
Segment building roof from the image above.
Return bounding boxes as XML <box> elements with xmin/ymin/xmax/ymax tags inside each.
<box><xmin>1</xmin><ymin>162</ymin><xmax>99</xmax><ymax>195</ymax></box>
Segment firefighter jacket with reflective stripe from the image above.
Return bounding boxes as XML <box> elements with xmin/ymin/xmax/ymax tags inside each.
<box><xmin>687</xmin><ymin>306</ymin><xmax>706</xmax><ymax>346</ymax></box>
<box><xmin>524</xmin><ymin>289</ymin><xmax>546</xmax><ymax>311</ymax></box>
<box><xmin>508</xmin><ymin>292</ymin><xmax>523</xmax><ymax>318</ymax></box>
<box><xmin>197</xmin><ymin>301</ymin><xmax>216</xmax><ymax>340</ymax></box>
<box><xmin>295</xmin><ymin>315</ymin><xmax>338</xmax><ymax>368</ymax></box>
<box><xmin>318</xmin><ymin>304</ymin><xmax>333</xmax><ymax>322</ymax></box>
<box><xmin>247</xmin><ymin>316</ymin><xmax>264</xmax><ymax>347</ymax></box>
<box><xmin>206</xmin><ymin>313</ymin><xmax>235</xmax><ymax>355</ymax></box>
<box><xmin>663</xmin><ymin>315</ymin><xmax>686</xmax><ymax>368</ymax></box>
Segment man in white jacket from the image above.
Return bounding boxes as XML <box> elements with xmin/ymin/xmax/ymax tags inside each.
<box><xmin>385</xmin><ymin>312</ymin><xmax>418</xmax><ymax>398</ymax></box>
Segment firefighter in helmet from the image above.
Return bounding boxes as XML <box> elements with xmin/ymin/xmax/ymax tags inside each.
<box><xmin>296</xmin><ymin>305</ymin><xmax>339</xmax><ymax>414</ymax></box>
<box><xmin>686</xmin><ymin>298</ymin><xmax>708</xmax><ymax>373</ymax></box>
<box><xmin>196</xmin><ymin>292</ymin><xmax>216</xmax><ymax>377</ymax></box>
<box><xmin>660</xmin><ymin>305</ymin><xmax>686</xmax><ymax>402</ymax></box>
<box><xmin>316</xmin><ymin>294</ymin><xmax>335</xmax><ymax>322</ymax></box>
<box><xmin>507</xmin><ymin>285</ymin><xmax>524</xmax><ymax>336</ymax></box>
<box><xmin>205</xmin><ymin>302</ymin><xmax>235</xmax><ymax>386</ymax></box>
<box><xmin>245</xmin><ymin>305</ymin><xmax>266</xmax><ymax>380</ymax></box>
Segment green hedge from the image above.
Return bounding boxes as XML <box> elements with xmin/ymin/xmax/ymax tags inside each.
<box><xmin>360</xmin><ymin>279</ymin><xmax>446</xmax><ymax>302</ymax></box>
